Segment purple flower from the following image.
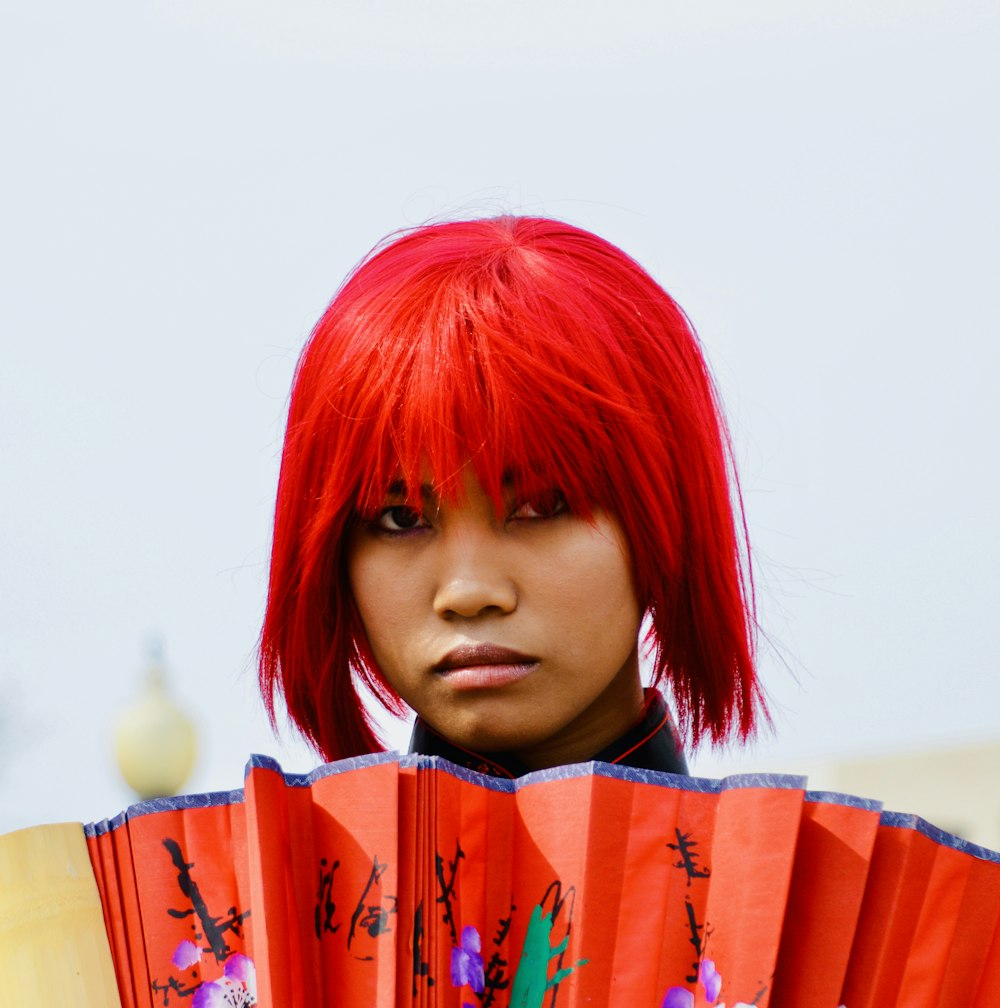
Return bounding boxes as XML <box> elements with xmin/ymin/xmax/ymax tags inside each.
<box><xmin>192</xmin><ymin>981</ymin><xmax>225</xmax><ymax>1008</ymax></box>
<box><xmin>662</xmin><ymin>988</ymin><xmax>694</xmax><ymax>1008</ymax></box>
<box><xmin>172</xmin><ymin>939</ymin><xmax>201</xmax><ymax>970</ymax></box>
<box><xmin>224</xmin><ymin>953</ymin><xmax>258</xmax><ymax>1000</ymax></box>
<box><xmin>225</xmin><ymin>953</ymin><xmax>256</xmax><ymax>987</ymax></box>
<box><xmin>450</xmin><ymin>925</ymin><xmax>485</xmax><ymax>993</ymax></box>
<box><xmin>191</xmin><ymin>977</ymin><xmax>256</xmax><ymax>1008</ymax></box>
<box><xmin>699</xmin><ymin>959</ymin><xmax>722</xmax><ymax>1003</ymax></box>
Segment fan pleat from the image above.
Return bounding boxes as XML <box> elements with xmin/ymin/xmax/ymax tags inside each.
<box><xmin>64</xmin><ymin>754</ymin><xmax>1000</xmax><ymax>1008</ymax></box>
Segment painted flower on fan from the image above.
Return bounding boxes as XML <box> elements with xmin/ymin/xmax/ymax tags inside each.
<box><xmin>662</xmin><ymin>995</ymin><xmax>753</xmax><ymax>1008</ymax></box>
<box><xmin>224</xmin><ymin>953</ymin><xmax>257</xmax><ymax>996</ymax></box>
<box><xmin>192</xmin><ymin>981</ymin><xmax>225</xmax><ymax>1008</ymax></box>
<box><xmin>661</xmin><ymin>988</ymin><xmax>694</xmax><ymax>1008</ymax></box>
<box><xmin>450</xmin><ymin>925</ymin><xmax>485</xmax><ymax>993</ymax></box>
<box><xmin>662</xmin><ymin>957</ymin><xmax>730</xmax><ymax>1008</ymax></box>
<box><xmin>699</xmin><ymin>959</ymin><xmax>722</xmax><ymax>1003</ymax></box>
<box><xmin>183</xmin><ymin>953</ymin><xmax>257</xmax><ymax>1008</ymax></box>
<box><xmin>172</xmin><ymin>939</ymin><xmax>202</xmax><ymax>970</ymax></box>
<box><xmin>191</xmin><ymin>977</ymin><xmax>256</xmax><ymax>1008</ymax></box>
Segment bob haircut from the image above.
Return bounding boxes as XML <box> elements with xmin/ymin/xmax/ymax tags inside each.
<box><xmin>260</xmin><ymin>215</ymin><xmax>765</xmax><ymax>762</ymax></box>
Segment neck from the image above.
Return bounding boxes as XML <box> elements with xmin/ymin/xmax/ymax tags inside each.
<box><xmin>408</xmin><ymin>686</ymin><xmax>689</xmax><ymax>778</ymax></box>
<box><xmin>511</xmin><ymin>659</ymin><xmax>645</xmax><ymax>770</ymax></box>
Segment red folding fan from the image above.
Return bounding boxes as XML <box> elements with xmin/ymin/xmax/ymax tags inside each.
<box><xmin>3</xmin><ymin>754</ymin><xmax>999</xmax><ymax>1007</ymax></box>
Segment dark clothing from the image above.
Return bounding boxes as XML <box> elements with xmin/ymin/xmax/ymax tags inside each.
<box><xmin>408</xmin><ymin>689</ymin><xmax>688</xmax><ymax>779</ymax></box>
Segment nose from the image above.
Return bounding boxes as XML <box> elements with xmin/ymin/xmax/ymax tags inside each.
<box><xmin>432</xmin><ymin>524</ymin><xmax>518</xmax><ymax>620</ymax></box>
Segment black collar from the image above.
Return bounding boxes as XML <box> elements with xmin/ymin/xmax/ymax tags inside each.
<box><xmin>408</xmin><ymin>689</ymin><xmax>688</xmax><ymax>779</ymax></box>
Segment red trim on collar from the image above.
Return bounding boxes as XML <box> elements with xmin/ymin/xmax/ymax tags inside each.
<box><xmin>610</xmin><ymin>694</ymin><xmax>670</xmax><ymax>766</ymax></box>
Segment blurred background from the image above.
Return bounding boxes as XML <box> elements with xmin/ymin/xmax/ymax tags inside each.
<box><xmin>2</xmin><ymin>0</ymin><xmax>997</xmax><ymax>844</ymax></box>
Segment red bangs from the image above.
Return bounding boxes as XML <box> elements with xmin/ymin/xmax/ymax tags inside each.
<box><xmin>260</xmin><ymin>216</ymin><xmax>766</xmax><ymax>761</ymax></box>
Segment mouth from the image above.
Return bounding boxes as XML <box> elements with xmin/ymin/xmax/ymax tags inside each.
<box><xmin>433</xmin><ymin>643</ymin><xmax>540</xmax><ymax>689</ymax></box>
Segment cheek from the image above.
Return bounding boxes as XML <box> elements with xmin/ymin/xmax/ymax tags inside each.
<box><xmin>346</xmin><ymin>548</ymin><xmax>392</xmax><ymax>659</ymax></box>
<box><xmin>546</xmin><ymin>528</ymin><xmax>642</xmax><ymax>641</ymax></box>
<box><xmin>347</xmin><ymin>547</ymin><xmax>426</xmax><ymax>671</ymax></box>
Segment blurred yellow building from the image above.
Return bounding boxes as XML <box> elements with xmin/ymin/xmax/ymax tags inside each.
<box><xmin>694</xmin><ymin>736</ymin><xmax>1000</xmax><ymax>851</ymax></box>
<box><xmin>824</xmin><ymin>739</ymin><xmax>1000</xmax><ymax>851</ymax></box>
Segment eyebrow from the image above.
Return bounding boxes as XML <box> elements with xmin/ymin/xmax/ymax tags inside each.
<box><xmin>384</xmin><ymin>471</ymin><xmax>522</xmax><ymax>501</ymax></box>
<box><xmin>504</xmin><ymin>461</ymin><xmax>554</xmax><ymax>484</ymax></box>
<box><xmin>384</xmin><ymin>480</ymin><xmax>436</xmax><ymax>501</ymax></box>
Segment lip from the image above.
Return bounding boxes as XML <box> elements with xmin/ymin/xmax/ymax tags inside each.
<box><xmin>434</xmin><ymin>643</ymin><xmax>539</xmax><ymax>690</ymax></box>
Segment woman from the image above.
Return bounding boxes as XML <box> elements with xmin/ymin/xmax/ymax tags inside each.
<box><xmin>259</xmin><ymin>215</ymin><xmax>766</xmax><ymax>775</ymax></box>
<box><xmin>9</xmin><ymin>219</ymin><xmax>996</xmax><ymax>1007</ymax></box>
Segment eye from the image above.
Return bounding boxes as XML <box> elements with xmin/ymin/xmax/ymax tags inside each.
<box><xmin>508</xmin><ymin>489</ymin><xmax>568</xmax><ymax>521</ymax></box>
<box><xmin>374</xmin><ymin>505</ymin><xmax>430</xmax><ymax>533</ymax></box>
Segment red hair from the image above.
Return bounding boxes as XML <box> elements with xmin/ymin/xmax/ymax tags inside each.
<box><xmin>260</xmin><ymin>216</ymin><xmax>765</xmax><ymax>761</ymax></box>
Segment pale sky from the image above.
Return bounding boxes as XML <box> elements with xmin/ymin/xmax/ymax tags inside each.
<box><xmin>2</xmin><ymin>0</ymin><xmax>997</xmax><ymax>832</ymax></box>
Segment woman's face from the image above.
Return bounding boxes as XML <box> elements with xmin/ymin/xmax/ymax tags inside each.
<box><xmin>346</xmin><ymin>469</ymin><xmax>645</xmax><ymax>769</ymax></box>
